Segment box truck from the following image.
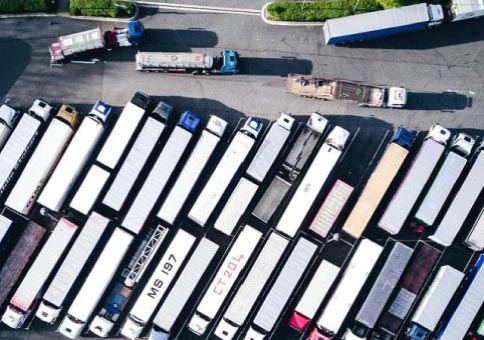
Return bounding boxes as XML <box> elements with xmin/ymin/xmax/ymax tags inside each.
<box><xmin>120</xmin><ymin>229</ymin><xmax>196</xmax><ymax>339</ymax></box>
<box><xmin>102</xmin><ymin>101</ymin><xmax>172</xmax><ymax>211</ymax></box>
<box><xmin>157</xmin><ymin>115</ymin><xmax>227</xmax><ymax>225</ymax></box>
<box><xmin>122</xmin><ymin>111</ymin><xmax>200</xmax><ymax>234</ymax></box>
<box><xmin>429</xmin><ymin>142</ymin><xmax>484</xmax><ymax>246</ymax></box>
<box><xmin>214</xmin><ymin>232</ymin><xmax>289</xmax><ymax>340</ymax></box>
<box><xmin>188</xmin><ymin>225</ymin><xmax>262</xmax><ymax>336</ymax></box>
<box><xmin>243</xmin><ymin>237</ymin><xmax>318</xmax><ymax>340</ymax></box>
<box><xmin>188</xmin><ymin>118</ymin><xmax>263</xmax><ymax>227</ymax></box>
<box><xmin>252</xmin><ymin>113</ymin><xmax>328</xmax><ymax>223</ymax></box>
<box><xmin>36</xmin><ymin>212</ymin><xmax>110</xmax><ymax>323</ymax></box>
<box><xmin>342</xmin><ymin>127</ymin><xmax>415</xmax><ymax>238</ymax></box>
<box><xmin>465</xmin><ymin>207</ymin><xmax>484</xmax><ymax>251</ymax></box>
<box><xmin>1</xmin><ymin>218</ymin><xmax>78</xmax><ymax>328</ymax></box>
<box><xmin>276</xmin><ymin>126</ymin><xmax>350</xmax><ymax>238</ymax></box>
<box><xmin>0</xmin><ymin>103</ymin><xmax>18</xmax><ymax>150</ymax></box>
<box><xmin>37</xmin><ymin>101</ymin><xmax>111</xmax><ymax>212</ymax></box>
<box><xmin>378</xmin><ymin>124</ymin><xmax>450</xmax><ymax>235</ymax></box>
<box><xmin>5</xmin><ymin>104</ymin><xmax>80</xmax><ymax>215</ymax></box>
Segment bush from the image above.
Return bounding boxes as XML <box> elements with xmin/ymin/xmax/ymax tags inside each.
<box><xmin>0</xmin><ymin>0</ymin><xmax>54</xmax><ymax>14</ymax></box>
<box><xmin>69</xmin><ymin>0</ymin><xmax>135</xmax><ymax>17</ymax></box>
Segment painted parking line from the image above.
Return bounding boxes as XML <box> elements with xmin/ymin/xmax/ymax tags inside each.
<box><xmin>136</xmin><ymin>1</ymin><xmax>262</xmax><ymax>15</ymax></box>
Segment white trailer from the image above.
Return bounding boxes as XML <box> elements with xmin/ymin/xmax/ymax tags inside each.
<box><xmin>122</xmin><ymin>111</ymin><xmax>200</xmax><ymax>234</ymax></box>
<box><xmin>243</xmin><ymin>237</ymin><xmax>318</xmax><ymax>340</ymax></box>
<box><xmin>0</xmin><ymin>104</ymin><xmax>18</xmax><ymax>150</ymax></box>
<box><xmin>378</xmin><ymin>124</ymin><xmax>450</xmax><ymax>235</ymax></box>
<box><xmin>0</xmin><ymin>99</ymin><xmax>53</xmax><ymax>197</ymax></box>
<box><xmin>406</xmin><ymin>266</ymin><xmax>464</xmax><ymax>340</ymax></box>
<box><xmin>246</xmin><ymin>113</ymin><xmax>295</xmax><ymax>183</ymax></box>
<box><xmin>313</xmin><ymin>239</ymin><xmax>383</xmax><ymax>338</ymax></box>
<box><xmin>38</xmin><ymin>101</ymin><xmax>111</xmax><ymax>212</ymax></box>
<box><xmin>36</xmin><ymin>212</ymin><xmax>110</xmax><ymax>323</ymax></box>
<box><xmin>157</xmin><ymin>115</ymin><xmax>227</xmax><ymax>224</ymax></box>
<box><xmin>102</xmin><ymin>102</ymin><xmax>172</xmax><ymax>211</ymax></box>
<box><xmin>429</xmin><ymin>144</ymin><xmax>484</xmax><ymax>246</ymax></box>
<box><xmin>214</xmin><ymin>178</ymin><xmax>259</xmax><ymax>235</ymax></box>
<box><xmin>465</xmin><ymin>207</ymin><xmax>484</xmax><ymax>251</ymax></box>
<box><xmin>1</xmin><ymin>218</ymin><xmax>78</xmax><ymax>328</ymax></box>
<box><xmin>5</xmin><ymin>105</ymin><xmax>79</xmax><ymax>215</ymax></box>
<box><xmin>189</xmin><ymin>118</ymin><xmax>263</xmax><ymax>227</ymax></box>
<box><xmin>276</xmin><ymin>126</ymin><xmax>350</xmax><ymax>238</ymax></box>
<box><xmin>188</xmin><ymin>225</ymin><xmax>262</xmax><ymax>335</ymax></box>
<box><xmin>214</xmin><ymin>232</ymin><xmax>289</xmax><ymax>340</ymax></box>
<box><xmin>121</xmin><ymin>229</ymin><xmax>196</xmax><ymax>339</ymax></box>
<box><xmin>0</xmin><ymin>214</ymin><xmax>12</xmax><ymax>245</ymax></box>
<box><xmin>50</xmin><ymin>27</ymin><xmax>105</xmax><ymax>62</ymax></box>
<box><xmin>69</xmin><ymin>165</ymin><xmax>110</xmax><ymax>215</ymax></box>
<box><xmin>58</xmin><ymin>227</ymin><xmax>133</xmax><ymax>339</ymax></box>
<box><xmin>148</xmin><ymin>238</ymin><xmax>219</xmax><ymax>340</ymax></box>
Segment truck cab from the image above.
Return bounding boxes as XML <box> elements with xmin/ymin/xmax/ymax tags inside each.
<box><xmin>307</xmin><ymin>327</ymin><xmax>333</xmax><ymax>340</ymax></box>
<box><xmin>127</xmin><ymin>21</ymin><xmax>144</xmax><ymax>45</ymax></box>
<box><xmin>148</xmin><ymin>325</ymin><xmax>170</xmax><ymax>340</ymax></box>
<box><xmin>386</xmin><ymin>87</ymin><xmax>407</xmax><ymax>108</ymax></box>
<box><xmin>450</xmin><ymin>132</ymin><xmax>475</xmax><ymax>157</ymax></box>
<box><xmin>178</xmin><ymin>111</ymin><xmax>201</xmax><ymax>134</ymax></box>
<box><xmin>2</xmin><ymin>305</ymin><xmax>26</xmax><ymax>329</ymax></box>
<box><xmin>152</xmin><ymin>101</ymin><xmax>174</xmax><ymax>122</ymax></box>
<box><xmin>29</xmin><ymin>99</ymin><xmax>53</xmax><ymax>122</ymax></box>
<box><xmin>426</xmin><ymin>124</ymin><xmax>451</xmax><ymax>145</ymax></box>
<box><xmin>391</xmin><ymin>127</ymin><xmax>415</xmax><ymax>149</ymax></box>
<box><xmin>58</xmin><ymin>314</ymin><xmax>85</xmax><ymax>339</ymax></box>
<box><xmin>215</xmin><ymin>318</ymin><xmax>240</xmax><ymax>340</ymax></box>
<box><xmin>326</xmin><ymin>126</ymin><xmax>350</xmax><ymax>150</ymax></box>
<box><xmin>89</xmin><ymin>100</ymin><xmax>112</xmax><ymax>124</ymax></box>
<box><xmin>0</xmin><ymin>104</ymin><xmax>17</xmax><ymax>128</ymax></box>
<box><xmin>215</xmin><ymin>50</ymin><xmax>239</xmax><ymax>74</ymax></box>
<box><xmin>241</xmin><ymin>117</ymin><xmax>264</xmax><ymax>139</ymax></box>
<box><xmin>188</xmin><ymin>312</ymin><xmax>211</xmax><ymax>335</ymax></box>
<box><xmin>427</xmin><ymin>4</ymin><xmax>445</xmax><ymax>26</ymax></box>
<box><xmin>36</xmin><ymin>301</ymin><xmax>61</xmax><ymax>323</ymax></box>
<box><xmin>243</xmin><ymin>326</ymin><xmax>267</xmax><ymax>340</ymax></box>
<box><xmin>406</xmin><ymin>323</ymin><xmax>429</xmax><ymax>340</ymax></box>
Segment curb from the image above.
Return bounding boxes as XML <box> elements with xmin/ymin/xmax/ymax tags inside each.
<box><xmin>261</xmin><ymin>2</ymin><xmax>324</xmax><ymax>26</ymax></box>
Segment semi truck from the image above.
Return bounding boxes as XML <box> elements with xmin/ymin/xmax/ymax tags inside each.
<box><xmin>147</xmin><ymin>238</ymin><xmax>220</xmax><ymax>340</ymax></box>
<box><xmin>343</xmin><ymin>242</ymin><xmax>414</xmax><ymax>340</ymax></box>
<box><xmin>414</xmin><ymin>133</ymin><xmax>475</xmax><ymax>227</ymax></box>
<box><xmin>188</xmin><ymin>118</ymin><xmax>263</xmax><ymax>227</ymax></box>
<box><xmin>276</xmin><ymin>126</ymin><xmax>350</xmax><ymax>238</ymax></box>
<box><xmin>0</xmin><ymin>103</ymin><xmax>18</xmax><ymax>150</ymax></box>
<box><xmin>135</xmin><ymin>50</ymin><xmax>239</xmax><ymax>74</ymax></box>
<box><xmin>243</xmin><ymin>236</ymin><xmax>318</xmax><ymax>340</ymax></box>
<box><xmin>342</xmin><ymin>127</ymin><xmax>415</xmax><ymax>239</ymax></box>
<box><xmin>5</xmin><ymin>104</ymin><xmax>80</xmax><ymax>215</ymax></box>
<box><xmin>1</xmin><ymin>218</ymin><xmax>78</xmax><ymax>328</ymax></box>
<box><xmin>58</xmin><ymin>227</ymin><xmax>133</xmax><ymax>339</ymax></box>
<box><xmin>37</xmin><ymin>101</ymin><xmax>111</xmax><ymax>212</ymax></box>
<box><xmin>378</xmin><ymin>124</ymin><xmax>451</xmax><ymax>235</ymax></box>
<box><xmin>122</xmin><ymin>111</ymin><xmax>200</xmax><ymax>234</ymax></box>
<box><xmin>36</xmin><ymin>212</ymin><xmax>111</xmax><ymax>323</ymax></box>
<box><xmin>465</xmin><ymin>208</ymin><xmax>484</xmax><ymax>251</ymax></box>
<box><xmin>157</xmin><ymin>115</ymin><xmax>228</xmax><ymax>225</ymax></box>
<box><xmin>406</xmin><ymin>266</ymin><xmax>464</xmax><ymax>340</ymax></box>
<box><xmin>287</xmin><ymin>74</ymin><xmax>407</xmax><ymax>108</ymax></box>
<box><xmin>308</xmin><ymin>239</ymin><xmax>383</xmax><ymax>340</ymax></box>
<box><xmin>188</xmin><ymin>225</ymin><xmax>262</xmax><ymax>336</ymax></box>
<box><xmin>372</xmin><ymin>242</ymin><xmax>441</xmax><ymax>339</ymax></box>
<box><xmin>102</xmin><ymin>101</ymin><xmax>173</xmax><ymax>211</ymax></box>
<box><xmin>49</xmin><ymin>21</ymin><xmax>144</xmax><ymax>64</ymax></box>
<box><xmin>214</xmin><ymin>232</ymin><xmax>289</xmax><ymax>340</ymax></box>
<box><xmin>309</xmin><ymin>179</ymin><xmax>353</xmax><ymax>238</ymax></box>
<box><xmin>429</xmin><ymin>142</ymin><xmax>484</xmax><ymax>246</ymax></box>
<box><xmin>120</xmin><ymin>229</ymin><xmax>196</xmax><ymax>339</ymax></box>
<box><xmin>253</xmin><ymin>113</ymin><xmax>328</xmax><ymax>223</ymax></box>
<box><xmin>0</xmin><ymin>99</ymin><xmax>53</xmax><ymax>198</ymax></box>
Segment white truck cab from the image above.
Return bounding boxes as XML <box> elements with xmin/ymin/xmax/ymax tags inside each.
<box><xmin>36</xmin><ymin>301</ymin><xmax>61</xmax><ymax>323</ymax></box>
<box><xmin>450</xmin><ymin>132</ymin><xmax>475</xmax><ymax>157</ymax></box>
<box><xmin>58</xmin><ymin>315</ymin><xmax>84</xmax><ymax>339</ymax></box>
<box><xmin>243</xmin><ymin>326</ymin><xmax>266</xmax><ymax>340</ymax></box>
<box><xmin>308</xmin><ymin>112</ymin><xmax>328</xmax><ymax>133</ymax></box>
<box><xmin>386</xmin><ymin>87</ymin><xmax>407</xmax><ymax>108</ymax></box>
<box><xmin>89</xmin><ymin>315</ymin><xmax>113</xmax><ymax>337</ymax></box>
<box><xmin>426</xmin><ymin>124</ymin><xmax>451</xmax><ymax>145</ymax></box>
<box><xmin>0</xmin><ymin>104</ymin><xmax>17</xmax><ymax>127</ymax></box>
<box><xmin>29</xmin><ymin>99</ymin><xmax>53</xmax><ymax>122</ymax></box>
<box><xmin>427</xmin><ymin>4</ymin><xmax>445</xmax><ymax>26</ymax></box>
<box><xmin>207</xmin><ymin>115</ymin><xmax>228</xmax><ymax>138</ymax></box>
<box><xmin>121</xmin><ymin>316</ymin><xmax>145</xmax><ymax>339</ymax></box>
<box><xmin>326</xmin><ymin>126</ymin><xmax>350</xmax><ymax>150</ymax></box>
<box><xmin>148</xmin><ymin>326</ymin><xmax>170</xmax><ymax>340</ymax></box>
<box><xmin>1</xmin><ymin>305</ymin><xmax>25</xmax><ymax>328</ymax></box>
<box><xmin>188</xmin><ymin>312</ymin><xmax>211</xmax><ymax>335</ymax></box>
<box><xmin>214</xmin><ymin>318</ymin><xmax>239</xmax><ymax>340</ymax></box>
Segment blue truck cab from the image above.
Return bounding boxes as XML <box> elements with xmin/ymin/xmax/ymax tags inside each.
<box><xmin>241</xmin><ymin>117</ymin><xmax>263</xmax><ymax>139</ymax></box>
<box><xmin>218</xmin><ymin>50</ymin><xmax>239</xmax><ymax>74</ymax></box>
<box><xmin>391</xmin><ymin>127</ymin><xmax>415</xmax><ymax>149</ymax></box>
<box><xmin>406</xmin><ymin>323</ymin><xmax>429</xmax><ymax>340</ymax></box>
<box><xmin>89</xmin><ymin>100</ymin><xmax>112</xmax><ymax>125</ymax></box>
<box><xmin>178</xmin><ymin>111</ymin><xmax>201</xmax><ymax>133</ymax></box>
<box><xmin>127</xmin><ymin>21</ymin><xmax>144</xmax><ymax>45</ymax></box>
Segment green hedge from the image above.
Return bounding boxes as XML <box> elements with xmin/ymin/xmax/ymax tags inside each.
<box><xmin>69</xmin><ymin>0</ymin><xmax>135</xmax><ymax>17</ymax></box>
<box><xmin>0</xmin><ymin>0</ymin><xmax>54</xmax><ymax>14</ymax></box>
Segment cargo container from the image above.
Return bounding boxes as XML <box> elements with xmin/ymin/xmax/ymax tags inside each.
<box><xmin>0</xmin><ymin>214</ymin><xmax>12</xmax><ymax>244</ymax></box>
<box><xmin>465</xmin><ymin>207</ymin><xmax>484</xmax><ymax>251</ymax></box>
<box><xmin>188</xmin><ymin>225</ymin><xmax>262</xmax><ymax>335</ymax></box>
<box><xmin>120</xmin><ymin>229</ymin><xmax>196</xmax><ymax>339</ymax></box>
<box><xmin>69</xmin><ymin>165</ymin><xmax>110</xmax><ymax>215</ymax></box>
<box><xmin>309</xmin><ymin>180</ymin><xmax>353</xmax><ymax>238</ymax></box>
<box><xmin>214</xmin><ymin>232</ymin><xmax>289</xmax><ymax>340</ymax></box>
<box><xmin>0</xmin><ymin>103</ymin><xmax>18</xmax><ymax>151</ymax></box>
<box><xmin>122</xmin><ymin>111</ymin><xmax>200</xmax><ymax>234</ymax></box>
<box><xmin>436</xmin><ymin>254</ymin><xmax>484</xmax><ymax>340</ymax></box>
<box><xmin>102</xmin><ymin>101</ymin><xmax>172</xmax><ymax>211</ymax></box>
<box><xmin>252</xmin><ymin>113</ymin><xmax>328</xmax><ymax>223</ymax></box>
<box><xmin>0</xmin><ymin>99</ymin><xmax>53</xmax><ymax>197</ymax></box>
<box><xmin>378</xmin><ymin>124</ymin><xmax>450</xmax><ymax>235</ymax></box>
<box><xmin>343</xmin><ymin>242</ymin><xmax>413</xmax><ymax>339</ymax></box>
<box><xmin>309</xmin><ymin>239</ymin><xmax>382</xmax><ymax>340</ymax></box>
<box><xmin>189</xmin><ymin>118</ymin><xmax>263</xmax><ymax>227</ymax></box>
<box><xmin>276</xmin><ymin>126</ymin><xmax>350</xmax><ymax>238</ymax></box>
<box><xmin>5</xmin><ymin>105</ymin><xmax>79</xmax><ymax>215</ymax></box>
<box><xmin>373</xmin><ymin>242</ymin><xmax>441</xmax><ymax>339</ymax></box>
<box><xmin>429</xmin><ymin>142</ymin><xmax>484</xmax><ymax>246</ymax></box>
<box><xmin>58</xmin><ymin>227</ymin><xmax>133</xmax><ymax>339</ymax></box>
<box><xmin>243</xmin><ymin>237</ymin><xmax>318</xmax><ymax>340</ymax></box>
<box><xmin>414</xmin><ymin>133</ymin><xmax>475</xmax><ymax>227</ymax></box>
<box><xmin>342</xmin><ymin>128</ymin><xmax>415</xmax><ymax>238</ymax></box>
<box><xmin>157</xmin><ymin>115</ymin><xmax>227</xmax><ymax>225</ymax></box>
<box><xmin>36</xmin><ymin>212</ymin><xmax>110</xmax><ymax>323</ymax></box>
<box><xmin>37</xmin><ymin>101</ymin><xmax>111</xmax><ymax>212</ymax></box>
<box><xmin>147</xmin><ymin>238</ymin><xmax>219</xmax><ymax>340</ymax></box>
<box><xmin>1</xmin><ymin>218</ymin><xmax>78</xmax><ymax>328</ymax></box>
<box><xmin>406</xmin><ymin>266</ymin><xmax>464</xmax><ymax>340</ymax></box>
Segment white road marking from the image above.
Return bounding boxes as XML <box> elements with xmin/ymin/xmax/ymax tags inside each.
<box><xmin>136</xmin><ymin>1</ymin><xmax>262</xmax><ymax>15</ymax></box>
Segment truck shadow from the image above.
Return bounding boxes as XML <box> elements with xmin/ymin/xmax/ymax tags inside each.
<box><xmin>405</xmin><ymin>91</ymin><xmax>471</xmax><ymax>111</ymax></box>
<box><xmin>0</xmin><ymin>38</ymin><xmax>31</xmax><ymax>102</ymax></box>
<box><xmin>239</xmin><ymin>56</ymin><xmax>313</xmax><ymax>76</ymax></box>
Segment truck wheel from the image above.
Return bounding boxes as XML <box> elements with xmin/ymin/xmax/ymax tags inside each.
<box><xmin>192</xmin><ymin>70</ymin><xmax>200</xmax><ymax>75</ymax></box>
